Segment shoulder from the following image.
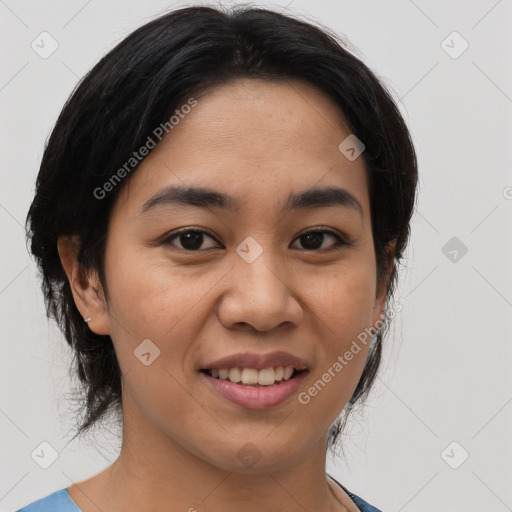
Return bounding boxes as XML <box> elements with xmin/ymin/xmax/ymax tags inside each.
<box><xmin>14</xmin><ymin>488</ymin><xmax>82</xmax><ymax>512</ymax></box>
<box><xmin>327</xmin><ymin>473</ymin><xmax>384</xmax><ymax>512</ymax></box>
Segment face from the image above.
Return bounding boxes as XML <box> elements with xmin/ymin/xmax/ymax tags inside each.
<box><xmin>81</xmin><ymin>78</ymin><xmax>392</xmax><ymax>473</ymax></box>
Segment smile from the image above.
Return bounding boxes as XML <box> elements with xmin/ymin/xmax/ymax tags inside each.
<box><xmin>201</xmin><ymin>366</ymin><xmax>304</xmax><ymax>386</ymax></box>
<box><xmin>199</xmin><ymin>368</ymin><xmax>309</xmax><ymax>409</ymax></box>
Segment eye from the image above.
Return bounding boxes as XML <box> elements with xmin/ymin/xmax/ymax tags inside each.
<box><xmin>162</xmin><ymin>227</ymin><xmax>348</xmax><ymax>252</ymax></box>
<box><xmin>162</xmin><ymin>229</ymin><xmax>221</xmax><ymax>251</ymax></box>
<box><xmin>290</xmin><ymin>228</ymin><xmax>348</xmax><ymax>251</ymax></box>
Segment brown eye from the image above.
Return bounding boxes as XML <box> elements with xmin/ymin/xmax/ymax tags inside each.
<box><xmin>162</xmin><ymin>227</ymin><xmax>348</xmax><ymax>253</ymax></box>
<box><xmin>291</xmin><ymin>229</ymin><xmax>347</xmax><ymax>251</ymax></box>
<box><xmin>163</xmin><ymin>230</ymin><xmax>220</xmax><ymax>251</ymax></box>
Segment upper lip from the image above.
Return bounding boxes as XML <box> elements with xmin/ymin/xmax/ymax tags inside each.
<box><xmin>201</xmin><ymin>351</ymin><xmax>309</xmax><ymax>371</ymax></box>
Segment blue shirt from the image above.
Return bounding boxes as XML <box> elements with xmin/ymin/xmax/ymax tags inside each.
<box><xmin>15</xmin><ymin>474</ymin><xmax>383</xmax><ymax>512</ymax></box>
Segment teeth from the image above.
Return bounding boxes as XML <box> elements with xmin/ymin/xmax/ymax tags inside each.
<box><xmin>228</xmin><ymin>368</ymin><xmax>242</xmax><ymax>382</ymax></box>
<box><xmin>283</xmin><ymin>366</ymin><xmax>294</xmax><ymax>380</ymax></box>
<box><xmin>241</xmin><ymin>368</ymin><xmax>259</xmax><ymax>385</ymax></box>
<box><xmin>208</xmin><ymin>366</ymin><xmax>298</xmax><ymax>386</ymax></box>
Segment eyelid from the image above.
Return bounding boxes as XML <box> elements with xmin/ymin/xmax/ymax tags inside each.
<box><xmin>161</xmin><ymin>227</ymin><xmax>221</xmax><ymax>246</ymax></box>
<box><xmin>161</xmin><ymin>226</ymin><xmax>351</xmax><ymax>251</ymax></box>
<box><xmin>295</xmin><ymin>226</ymin><xmax>350</xmax><ymax>244</ymax></box>
<box><xmin>290</xmin><ymin>227</ymin><xmax>351</xmax><ymax>252</ymax></box>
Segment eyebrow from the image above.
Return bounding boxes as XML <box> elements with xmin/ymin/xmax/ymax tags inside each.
<box><xmin>139</xmin><ymin>184</ymin><xmax>363</xmax><ymax>217</ymax></box>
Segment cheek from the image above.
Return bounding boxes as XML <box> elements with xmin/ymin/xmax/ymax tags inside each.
<box><xmin>296</xmin><ymin>262</ymin><xmax>377</xmax><ymax>415</ymax></box>
<box><xmin>104</xmin><ymin>243</ymin><xmax>207</xmax><ymax>326</ymax></box>
<box><xmin>305</xmin><ymin>259</ymin><xmax>377</xmax><ymax>340</ymax></box>
<box><xmin>103</xmin><ymin>245</ymin><xmax>225</xmax><ymax>375</ymax></box>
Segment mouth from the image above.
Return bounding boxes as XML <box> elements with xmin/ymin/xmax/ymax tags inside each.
<box><xmin>199</xmin><ymin>367</ymin><xmax>309</xmax><ymax>409</ymax></box>
<box><xmin>199</xmin><ymin>367</ymin><xmax>308</xmax><ymax>387</ymax></box>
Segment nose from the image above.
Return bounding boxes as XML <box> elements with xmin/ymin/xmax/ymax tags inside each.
<box><xmin>217</xmin><ymin>248</ymin><xmax>303</xmax><ymax>332</ymax></box>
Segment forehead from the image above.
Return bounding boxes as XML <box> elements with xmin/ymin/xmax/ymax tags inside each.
<box><xmin>170</xmin><ymin>78</ymin><xmax>355</xmax><ymax>160</ymax></box>
<box><xmin>112</xmin><ymin>78</ymin><xmax>369</xmax><ymax>220</ymax></box>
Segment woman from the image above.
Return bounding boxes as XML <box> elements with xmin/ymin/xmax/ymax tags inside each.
<box><xmin>18</xmin><ymin>4</ymin><xmax>418</xmax><ymax>511</ymax></box>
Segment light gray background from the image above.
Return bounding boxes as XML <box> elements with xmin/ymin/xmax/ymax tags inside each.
<box><xmin>1</xmin><ymin>1</ymin><xmax>511</xmax><ymax>511</ymax></box>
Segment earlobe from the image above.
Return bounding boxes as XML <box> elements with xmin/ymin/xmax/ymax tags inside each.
<box><xmin>57</xmin><ymin>235</ymin><xmax>111</xmax><ymax>335</ymax></box>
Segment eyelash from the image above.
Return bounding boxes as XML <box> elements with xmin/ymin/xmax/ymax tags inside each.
<box><xmin>161</xmin><ymin>227</ymin><xmax>350</xmax><ymax>253</ymax></box>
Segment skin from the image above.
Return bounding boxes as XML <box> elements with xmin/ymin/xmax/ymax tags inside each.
<box><xmin>58</xmin><ymin>78</ymin><xmax>395</xmax><ymax>512</ymax></box>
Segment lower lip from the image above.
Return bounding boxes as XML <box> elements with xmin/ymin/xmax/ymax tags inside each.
<box><xmin>200</xmin><ymin>370</ymin><xmax>308</xmax><ymax>409</ymax></box>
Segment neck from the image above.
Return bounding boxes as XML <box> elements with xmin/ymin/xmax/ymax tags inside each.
<box><xmin>68</xmin><ymin>392</ymin><xmax>349</xmax><ymax>512</ymax></box>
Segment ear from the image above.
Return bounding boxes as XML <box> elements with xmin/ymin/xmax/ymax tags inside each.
<box><xmin>57</xmin><ymin>235</ymin><xmax>111</xmax><ymax>335</ymax></box>
<box><xmin>371</xmin><ymin>239</ymin><xmax>397</xmax><ymax>327</ymax></box>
